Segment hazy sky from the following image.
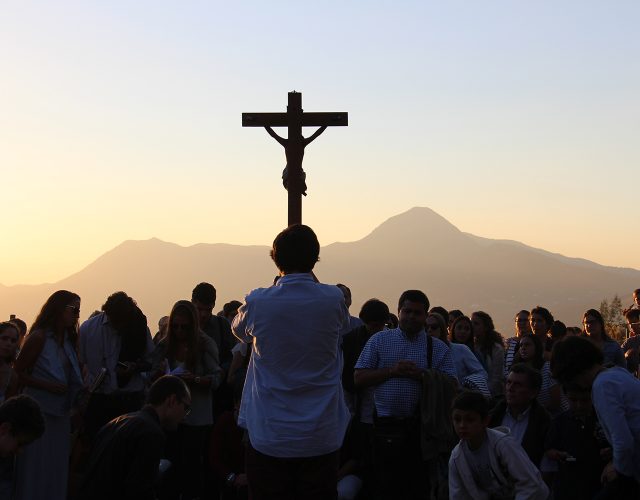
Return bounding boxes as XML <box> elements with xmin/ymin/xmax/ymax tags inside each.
<box><xmin>2</xmin><ymin>1</ymin><xmax>638</xmax><ymax>286</ymax></box>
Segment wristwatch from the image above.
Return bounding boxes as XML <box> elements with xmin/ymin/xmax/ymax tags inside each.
<box><xmin>194</xmin><ymin>376</ymin><xmax>201</xmax><ymax>385</ymax></box>
<box><xmin>226</xmin><ymin>472</ymin><xmax>236</xmax><ymax>486</ymax></box>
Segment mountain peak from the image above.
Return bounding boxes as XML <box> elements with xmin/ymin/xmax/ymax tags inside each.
<box><xmin>364</xmin><ymin>207</ymin><xmax>462</xmax><ymax>242</ymax></box>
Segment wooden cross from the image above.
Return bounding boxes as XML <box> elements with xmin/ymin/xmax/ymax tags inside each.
<box><xmin>242</xmin><ymin>91</ymin><xmax>348</xmax><ymax>226</ymax></box>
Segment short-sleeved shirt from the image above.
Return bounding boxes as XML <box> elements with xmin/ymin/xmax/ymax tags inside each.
<box><xmin>354</xmin><ymin>328</ymin><xmax>456</xmax><ymax>417</ymax></box>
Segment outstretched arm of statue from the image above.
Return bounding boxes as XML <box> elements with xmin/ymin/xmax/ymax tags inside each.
<box><xmin>303</xmin><ymin>126</ymin><xmax>327</xmax><ymax>146</ymax></box>
<box><xmin>264</xmin><ymin>126</ymin><xmax>287</xmax><ymax>147</ymax></box>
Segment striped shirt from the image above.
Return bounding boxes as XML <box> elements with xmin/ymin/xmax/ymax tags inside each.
<box><xmin>355</xmin><ymin>328</ymin><xmax>456</xmax><ymax>417</ymax></box>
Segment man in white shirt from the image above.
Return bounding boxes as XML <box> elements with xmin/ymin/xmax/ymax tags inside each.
<box><xmin>232</xmin><ymin>224</ymin><xmax>350</xmax><ymax>500</ymax></box>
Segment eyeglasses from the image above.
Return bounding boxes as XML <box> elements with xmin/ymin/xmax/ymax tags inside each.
<box><xmin>172</xmin><ymin>323</ymin><xmax>191</xmax><ymax>332</ymax></box>
<box><xmin>181</xmin><ymin>400</ymin><xmax>191</xmax><ymax>416</ymax></box>
<box><xmin>65</xmin><ymin>305</ymin><xmax>80</xmax><ymax>315</ymax></box>
<box><xmin>629</xmin><ymin>322</ymin><xmax>640</xmax><ymax>328</ymax></box>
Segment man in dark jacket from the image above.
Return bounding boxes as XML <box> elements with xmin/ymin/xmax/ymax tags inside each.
<box><xmin>78</xmin><ymin>376</ymin><xmax>191</xmax><ymax>500</ymax></box>
<box><xmin>489</xmin><ymin>363</ymin><xmax>551</xmax><ymax>468</ymax></box>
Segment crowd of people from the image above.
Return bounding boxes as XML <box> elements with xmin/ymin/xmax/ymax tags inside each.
<box><xmin>0</xmin><ymin>224</ymin><xmax>639</xmax><ymax>500</ymax></box>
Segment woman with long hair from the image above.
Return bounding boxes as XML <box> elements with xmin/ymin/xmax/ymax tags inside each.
<box><xmin>582</xmin><ymin>308</ymin><xmax>625</xmax><ymax>367</ymax></box>
<box><xmin>427</xmin><ymin>313</ymin><xmax>486</xmax><ymax>384</ymax></box>
<box><xmin>13</xmin><ymin>290</ymin><xmax>83</xmax><ymax>500</ymax></box>
<box><xmin>449</xmin><ymin>315</ymin><xmax>475</xmax><ymax>351</ymax></box>
<box><xmin>513</xmin><ymin>333</ymin><xmax>568</xmax><ymax>415</ymax></box>
<box><xmin>471</xmin><ymin>311</ymin><xmax>505</xmax><ymax>398</ymax></box>
<box><xmin>152</xmin><ymin>300</ymin><xmax>222</xmax><ymax>500</ymax></box>
<box><xmin>0</xmin><ymin>322</ymin><xmax>20</xmax><ymax>402</ymax></box>
<box><xmin>529</xmin><ymin>306</ymin><xmax>554</xmax><ymax>359</ymax></box>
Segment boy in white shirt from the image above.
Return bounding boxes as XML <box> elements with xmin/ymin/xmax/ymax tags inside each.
<box><xmin>449</xmin><ymin>391</ymin><xmax>548</xmax><ymax>500</ymax></box>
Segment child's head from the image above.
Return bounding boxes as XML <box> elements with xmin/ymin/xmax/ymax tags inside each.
<box><xmin>564</xmin><ymin>387</ymin><xmax>593</xmax><ymax>418</ymax></box>
<box><xmin>451</xmin><ymin>391</ymin><xmax>490</xmax><ymax>442</ymax></box>
<box><xmin>0</xmin><ymin>395</ymin><xmax>45</xmax><ymax>457</ymax></box>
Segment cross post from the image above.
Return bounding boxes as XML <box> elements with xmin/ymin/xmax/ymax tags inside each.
<box><xmin>242</xmin><ymin>91</ymin><xmax>348</xmax><ymax>226</ymax></box>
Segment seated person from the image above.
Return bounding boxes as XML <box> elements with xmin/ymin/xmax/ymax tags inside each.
<box><xmin>78</xmin><ymin>376</ymin><xmax>191</xmax><ymax>500</ymax></box>
<box><xmin>544</xmin><ymin>386</ymin><xmax>610</xmax><ymax>499</ymax></box>
<box><xmin>489</xmin><ymin>363</ymin><xmax>551</xmax><ymax>468</ymax></box>
<box><xmin>449</xmin><ymin>391</ymin><xmax>548</xmax><ymax>499</ymax></box>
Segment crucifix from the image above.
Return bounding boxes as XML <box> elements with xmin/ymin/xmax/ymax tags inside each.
<box><xmin>242</xmin><ymin>91</ymin><xmax>348</xmax><ymax>226</ymax></box>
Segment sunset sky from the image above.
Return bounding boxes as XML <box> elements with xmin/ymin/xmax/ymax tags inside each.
<box><xmin>2</xmin><ymin>1</ymin><xmax>638</xmax><ymax>286</ymax></box>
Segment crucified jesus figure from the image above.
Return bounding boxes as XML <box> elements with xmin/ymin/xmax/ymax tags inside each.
<box><xmin>264</xmin><ymin>126</ymin><xmax>327</xmax><ymax>196</ymax></box>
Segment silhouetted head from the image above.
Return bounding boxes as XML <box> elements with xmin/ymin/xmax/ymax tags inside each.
<box><xmin>0</xmin><ymin>395</ymin><xmax>45</xmax><ymax>457</ymax></box>
<box><xmin>530</xmin><ymin>306</ymin><xmax>554</xmax><ymax>337</ymax></box>
<box><xmin>397</xmin><ymin>290</ymin><xmax>430</xmax><ymax>336</ymax></box>
<box><xmin>359</xmin><ymin>299</ymin><xmax>390</xmax><ymax>335</ymax></box>
<box><xmin>31</xmin><ymin>290</ymin><xmax>81</xmax><ymax>341</ymax></box>
<box><xmin>146</xmin><ymin>375</ymin><xmax>191</xmax><ymax>431</ymax></box>
<box><xmin>582</xmin><ymin>309</ymin><xmax>607</xmax><ymax>340</ymax></box>
<box><xmin>0</xmin><ymin>323</ymin><xmax>19</xmax><ymax>363</ymax></box>
<box><xmin>513</xmin><ymin>333</ymin><xmax>544</xmax><ymax>370</ymax></box>
<box><xmin>450</xmin><ymin>315</ymin><xmax>474</xmax><ymax>349</ymax></box>
<box><xmin>514</xmin><ymin>310</ymin><xmax>531</xmax><ymax>337</ymax></box>
<box><xmin>192</xmin><ymin>282</ymin><xmax>217</xmax><ymax>326</ymax></box>
<box><xmin>426</xmin><ymin>312</ymin><xmax>448</xmax><ymax>344</ymax></box>
<box><xmin>505</xmin><ymin>363</ymin><xmax>541</xmax><ymax>410</ymax></box>
<box><xmin>336</xmin><ymin>284</ymin><xmax>352</xmax><ymax>309</ymax></box>
<box><xmin>270</xmin><ymin>224</ymin><xmax>320</xmax><ymax>274</ymax></box>
<box><xmin>429</xmin><ymin>306</ymin><xmax>449</xmax><ymax>326</ymax></box>
<box><xmin>551</xmin><ymin>335</ymin><xmax>603</xmax><ymax>391</ymax></box>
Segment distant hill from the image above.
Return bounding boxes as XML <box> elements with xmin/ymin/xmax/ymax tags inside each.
<box><xmin>2</xmin><ymin>207</ymin><xmax>638</xmax><ymax>334</ymax></box>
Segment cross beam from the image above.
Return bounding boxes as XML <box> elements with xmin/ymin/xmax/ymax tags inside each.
<box><xmin>242</xmin><ymin>92</ymin><xmax>348</xmax><ymax>226</ymax></box>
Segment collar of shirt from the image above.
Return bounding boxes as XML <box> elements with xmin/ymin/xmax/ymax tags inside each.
<box><xmin>275</xmin><ymin>273</ymin><xmax>316</xmax><ymax>285</ymax></box>
<box><xmin>398</xmin><ymin>328</ymin><xmax>426</xmax><ymax>341</ymax></box>
<box><xmin>506</xmin><ymin>404</ymin><xmax>532</xmax><ymax>422</ymax></box>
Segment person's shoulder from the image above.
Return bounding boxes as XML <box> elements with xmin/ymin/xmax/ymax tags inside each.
<box><xmin>430</xmin><ymin>335</ymin><xmax>450</xmax><ymax>351</ymax></box>
<box><xmin>368</xmin><ymin>328</ymin><xmax>398</xmax><ymax>344</ymax></box>
<box><xmin>449</xmin><ymin>440</ymin><xmax>463</xmax><ymax>460</ymax></box>
<box><xmin>80</xmin><ymin>313</ymin><xmax>104</xmax><ymax>332</ymax></box>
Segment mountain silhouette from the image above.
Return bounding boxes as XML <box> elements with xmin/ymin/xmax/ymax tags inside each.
<box><xmin>2</xmin><ymin>207</ymin><xmax>638</xmax><ymax>334</ymax></box>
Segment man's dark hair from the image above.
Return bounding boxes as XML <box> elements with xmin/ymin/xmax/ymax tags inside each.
<box><xmin>102</xmin><ymin>291</ymin><xmax>148</xmax><ymax>362</ymax></box>
<box><xmin>550</xmin><ymin>320</ymin><xmax>567</xmax><ymax>340</ymax></box>
<box><xmin>359</xmin><ymin>299</ymin><xmax>390</xmax><ymax>324</ymax></box>
<box><xmin>452</xmin><ymin>391</ymin><xmax>489</xmax><ymax>419</ymax></box>
<box><xmin>430</xmin><ymin>306</ymin><xmax>449</xmax><ymax>325</ymax></box>
<box><xmin>550</xmin><ymin>336</ymin><xmax>603</xmax><ymax>387</ymax></box>
<box><xmin>397</xmin><ymin>290</ymin><xmax>430</xmax><ymax>313</ymax></box>
<box><xmin>530</xmin><ymin>306</ymin><xmax>554</xmax><ymax>329</ymax></box>
<box><xmin>634</xmin><ymin>288</ymin><xmax>640</xmax><ymax>298</ymax></box>
<box><xmin>448</xmin><ymin>309</ymin><xmax>464</xmax><ymax>323</ymax></box>
<box><xmin>192</xmin><ymin>282</ymin><xmax>217</xmax><ymax>306</ymax></box>
<box><xmin>146</xmin><ymin>375</ymin><xmax>190</xmax><ymax>406</ymax></box>
<box><xmin>509</xmin><ymin>363</ymin><xmax>543</xmax><ymax>392</ymax></box>
<box><xmin>270</xmin><ymin>224</ymin><xmax>320</xmax><ymax>273</ymax></box>
<box><xmin>0</xmin><ymin>395</ymin><xmax>45</xmax><ymax>441</ymax></box>
<box><xmin>223</xmin><ymin>300</ymin><xmax>242</xmax><ymax>317</ymax></box>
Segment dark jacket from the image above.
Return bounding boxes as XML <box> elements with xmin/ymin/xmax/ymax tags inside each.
<box><xmin>78</xmin><ymin>405</ymin><xmax>165</xmax><ymax>500</ymax></box>
<box><xmin>489</xmin><ymin>399</ymin><xmax>551</xmax><ymax>467</ymax></box>
<box><xmin>341</xmin><ymin>325</ymin><xmax>371</xmax><ymax>394</ymax></box>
